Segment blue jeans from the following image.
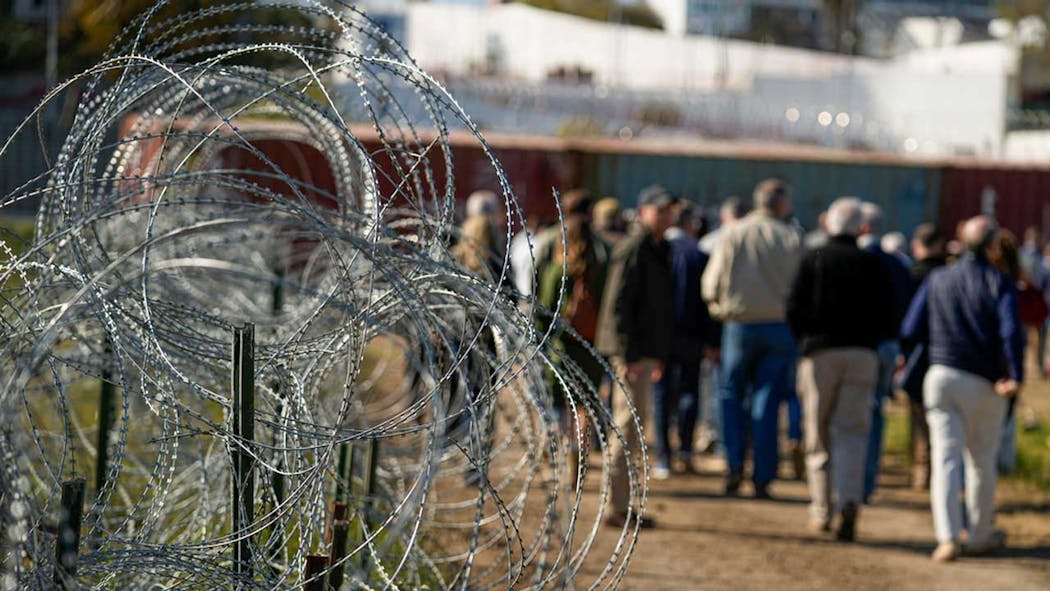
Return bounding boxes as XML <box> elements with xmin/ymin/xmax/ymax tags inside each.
<box><xmin>864</xmin><ymin>339</ymin><xmax>900</xmax><ymax>500</ymax></box>
<box><xmin>653</xmin><ymin>350</ymin><xmax>701</xmax><ymax>466</ymax></box>
<box><xmin>720</xmin><ymin>322</ymin><xmax>797</xmax><ymax>485</ymax></box>
<box><xmin>786</xmin><ymin>365</ymin><xmax>802</xmax><ymax>442</ymax></box>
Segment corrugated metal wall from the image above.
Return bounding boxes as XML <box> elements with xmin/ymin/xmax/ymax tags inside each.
<box><xmin>581</xmin><ymin>150</ymin><xmax>942</xmax><ymax>234</ymax></box>
<box><xmin>940</xmin><ymin>166</ymin><xmax>1050</xmax><ymax>239</ymax></box>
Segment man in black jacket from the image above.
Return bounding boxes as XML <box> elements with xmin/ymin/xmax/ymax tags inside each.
<box><xmin>596</xmin><ymin>185</ymin><xmax>677</xmax><ymax>528</ymax></box>
<box><xmin>787</xmin><ymin>197</ymin><xmax>896</xmax><ymax>542</ymax></box>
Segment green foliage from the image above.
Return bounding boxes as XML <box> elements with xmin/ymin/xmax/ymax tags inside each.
<box><xmin>1</xmin><ymin>1</ymin><xmax>315</xmax><ymax>77</ymax></box>
<box><xmin>1012</xmin><ymin>418</ymin><xmax>1050</xmax><ymax>491</ymax></box>
<box><xmin>516</xmin><ymin>0</ymin><xmax>663</xmax><ymax>30</ymax></box>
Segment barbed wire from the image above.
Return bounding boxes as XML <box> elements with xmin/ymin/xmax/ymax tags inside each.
<box><xmin>0</xmin><ymin>2</ymin><xmax>646</xmax><ymax>589</ymax></box>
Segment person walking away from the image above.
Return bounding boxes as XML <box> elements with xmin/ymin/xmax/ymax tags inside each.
<box><xmin>898</xmin><ymin>223</ymin><xmax>948</xmax><ymax>491</ymax></box>
<box><xmin>698</xmin><ymin>196</ymin><xmax>747</xmax><ymax>255</ymax></box>
<box><xmin>857</xmin><ymin>202</ymin><xmax>912</xmax><ymax>503</ymax></box>
<box><xmin>696</xmin><ymin>196</ymin><xmax>747</xmax><ymax>454</ymax></box>
<box><xmin>535</xmin><ymin>194</ymin><xmax>610</xmax><ymax>488</ymax></box>
<box><xmin>991</xmin><ymin>231</ymin><xmax>1035</xmax><ymax>475</ymax></box>
<box><xmin>1017</xmin><ymin>227</ymin><xmax>1049</xmax><ymax>377</ymax></box>
<box><xmin>453</xmin><ymin>213</ymin><xmax>501</xmax><ymax>279</ymax></box>
<box><xmin>701</xmin><ymin>179</ymin><xmax>802</xmax><ymax>499</ymax></box>
<box><xmin>510</xmin><ymin>217</ymin><xmax>547</xmax><ymax>300</ymax></box>
<box><xmin>901</xmin><ymin>215</ymin><xmax>1024</xmax><ymax>562</ymax></box>
<box><xmin>787</xmin><ymin>198</ymin><xmax>896</xmax><ymax>541</ymax></box>
<box><xmin>651</xmin><ymin>205</ymin><xmax>717</xmax><ymax>478</ymax></box>
<box><xmin>593</xmin><ymin>197</ymin><xmax>628</xmax><ymax>249</ymax></box>
<box><xmin>595</xmin><ymin>185</ymin><xmax>677</xmax><ymax>527</ymax></box>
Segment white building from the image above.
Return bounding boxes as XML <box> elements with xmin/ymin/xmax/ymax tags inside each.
<box><xmin>354</xmin><ymin>2</ymin><xmax>1018</xmax><ymax>157</ymax></box>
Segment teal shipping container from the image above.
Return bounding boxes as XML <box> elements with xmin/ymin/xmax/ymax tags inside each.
<box><xmin>577</xmin><ymin>141</ymin><xmax>942</xmax><ymax>235</ymax></box>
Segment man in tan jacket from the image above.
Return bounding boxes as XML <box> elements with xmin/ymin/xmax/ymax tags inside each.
<box><xmin>701</xmin><ymin>178</ymin><xmax>803</xmax><ymax>498</ymax></box>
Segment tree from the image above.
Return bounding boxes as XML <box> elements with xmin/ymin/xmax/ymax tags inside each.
<box><xmin>1</xmin><ymin>1</ymin><xmax>313</xmax><ymax>78</ymax></box>
<box><xmin>822</xmin><ymin>0</ymin><xmax>861</xmax><ymax>54</ymax></box>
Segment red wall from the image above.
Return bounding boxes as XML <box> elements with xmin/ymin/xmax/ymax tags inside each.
<box><xmin>940</xmin><ymin>166</ymin><xmax>1050</xmax><ymax>239</ymax></box>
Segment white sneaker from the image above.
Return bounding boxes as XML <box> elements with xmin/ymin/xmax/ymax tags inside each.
<box><xmin>651</xmin><ymin>465</ymin><xmax>672</xmax><ymax>480</ymax></box>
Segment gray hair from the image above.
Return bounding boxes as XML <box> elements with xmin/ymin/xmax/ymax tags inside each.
<box><xmin>466</xmin><ymin>189</ymin><xmax>499</xmax><ymax>218</ymax></box>
<box><xmin>720</xmin><ymin>196</ymin><xmax>747</xmax><ymax>221</ymax></box>
<box><xmin>860</xmin><ymin>202</ymin><xmax>884</xmax><ymax>236</ymax></box>
<box><xmin>825</xmin><ymin>197</ymin><xmax>864</xmax><ymax>237</ymax></box>
<box><xmin>961</xmin><ymin>215</ymin><xmax>998</xmax><ymax>252</ymax></box>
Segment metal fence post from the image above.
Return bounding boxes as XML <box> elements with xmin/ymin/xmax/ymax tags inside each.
<box><xmin>54</xmin><ymin>478</ymin><xmax>85</xmax><ymax>589</ymax></box>
<box><xmin>232</xmin><ymin>323</ymin><xmax>256</xmax><ymax>584</ymax></box>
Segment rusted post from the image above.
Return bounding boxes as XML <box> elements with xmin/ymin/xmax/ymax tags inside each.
<box><xmin>304</xmin><ymin>554</ymin><xmax>329</xmax><ymax>591</ymax></box>
<box><xmin>328</xmin><ymin>519</ymin><xmax>350</xmax><ymax>590</ymax></box>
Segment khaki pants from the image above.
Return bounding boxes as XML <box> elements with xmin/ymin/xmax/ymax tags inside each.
<box><xmin>607</xmin><ymin>356</ymin><xmax>658</xmax><ymax>515</ymax></box>
<box><xmin>797</xmin><ymin>348</ymin><xmax>878</xmax><ymax>522</ymax></box>
<box><xmin>925</xmin><ymin>365</ymin><xmax>1007</xmax><ymax>546</ymax></box>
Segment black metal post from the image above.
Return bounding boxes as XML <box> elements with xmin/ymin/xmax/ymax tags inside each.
<box><xmin>335</xmin><ymin>443</ymin><xmax>354</xmax><ymax>505</ymax></box>
<box><xmin>363</xmin><ymin>439</ymin><xmax>379</xmax><ymax>525</ymax></box>
<box><xmin>232</xmin><ymin>323</ymin><xmax>256</xmax><ymax>584</ymax></box>
<box><xmin>54</xmin><ymin>478</ymin><xmax>85</xmax><ymax>589</ymax></box>
<box><xmin>94</xmin><ymin>344</ymin><xmax>115</xmax><ymax>497</ymax></box>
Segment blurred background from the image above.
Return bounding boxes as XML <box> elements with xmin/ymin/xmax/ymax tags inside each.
<box><xmin>4</xmin><ymin>1</ymin><xmax>1050</xmax><ymax>232</ymax></box>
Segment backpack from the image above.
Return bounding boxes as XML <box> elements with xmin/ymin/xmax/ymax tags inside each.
<box><xmin>562</xmin><ymin>271</ymin><xmax>600</xmax><ymax>342</ymax></box>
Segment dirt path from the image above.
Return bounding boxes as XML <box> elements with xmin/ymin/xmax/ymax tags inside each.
<box><xmin>578</xmin><ymin>401</ymin><xmax>1050</xmax><ymax>591</ymax></box>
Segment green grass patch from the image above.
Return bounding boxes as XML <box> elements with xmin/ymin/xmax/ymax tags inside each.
<box><xmin>883</xmin><ymin>399</ymin><xmax>1050</xmax><ymax>492</ymax></box>
<box><xmin>1011</xmin><ymin>418</ymin><xmax>1050</xmax><ymax>492</ymax></box>
<box><xmin>0</xmin><ymin>214</ymin><xmax>34</xmax><ymax>253</ymax></box>
<box><xmin>883</xmin><ymin>402</ymin><xmax>910</xmax><ymax>460</ymax></box>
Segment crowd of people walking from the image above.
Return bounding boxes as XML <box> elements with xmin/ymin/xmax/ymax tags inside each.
<box><xmin>456</xmin><ymin>179</ymin><xmax>1042</xmax><ymax>562</ymax></box>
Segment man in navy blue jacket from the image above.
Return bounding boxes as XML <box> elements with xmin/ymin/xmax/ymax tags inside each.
<box><xmin>651</xmin><ymin>205</ymin><xmax>717</xmax><ymax>478</ymax></box>
<box><xmin>901</xmin><ymin>215</ymin><xmax>1024</xmax><ymax>562</ymax></box>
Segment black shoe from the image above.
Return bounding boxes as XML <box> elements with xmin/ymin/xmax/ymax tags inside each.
<box><xmin>753</xmin><ymin>482</ymin><xmax>773</xmax><ymax>500</ymax></box>
<box><xmin>724</xmin><ymin>470</ymin><xmax>743</xmax><ymax>497</ymax></box>
<box><xmin>837</xmin><ymin>503</ymin><xmax>858</xmax><ymax>542</ymax></box>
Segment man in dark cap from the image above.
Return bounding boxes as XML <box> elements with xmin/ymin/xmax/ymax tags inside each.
<box><xmin>596</xmin><ymin>184</ymin><xmax>677</xmax><ymax>528</ymax></box>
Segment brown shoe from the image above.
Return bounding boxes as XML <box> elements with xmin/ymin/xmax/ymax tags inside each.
<box><xmin>603</xmin><ymin>511</ymin><xmax>656</xmax><ymax>529</ymax></box>
<box><xmin>932</xmin><ymin>542</ymin><xmax>961</xmax><ymax>562</ymax></box>
<box><xmin>807</xmin><ymin>518</ymin><xmax>832</xmax><ymax>534</ymax></box>
<box><xmin>966</xmin><ymin>530</ymin><xmax>1006</xmax><ymax>556</ymax></box>
<box><xmin>791</xmin><ymin>440</ymin><xmax>806</xmax><ymax>481</ymax></box>
<box><xmin>674</xmin><ymin>455</ymin><xmax>698</xmax><ymax>475</ymax></box>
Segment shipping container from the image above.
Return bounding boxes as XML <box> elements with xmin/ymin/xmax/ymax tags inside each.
<box><xmin>939</xmin><ymin>164</ymin><xmax>1050</xmax><ymax>240</ymax></box>
<box><xmin>576</xmin><ymin>139</ymin><xmax>942</xmax><ymax>234</ymax></box>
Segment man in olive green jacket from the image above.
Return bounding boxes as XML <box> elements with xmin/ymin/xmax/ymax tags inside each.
<box><xmin>595</xmin><ymin>185</ymin><xmax>677</xmax><ymax>528</ymax></box>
